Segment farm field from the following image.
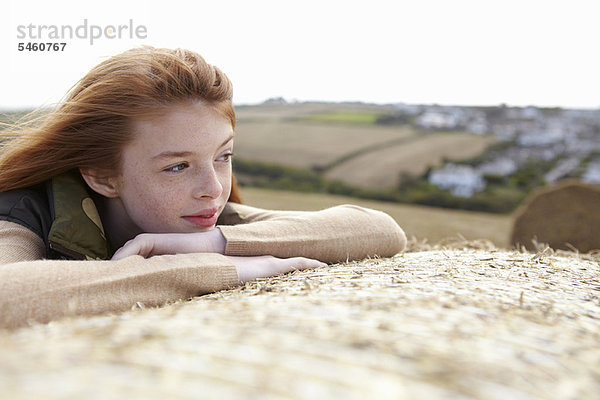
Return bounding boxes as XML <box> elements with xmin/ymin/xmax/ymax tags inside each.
<box><xmin>235</xmin><ymin>102</ymin><xmax>498</xmax><ymax>189</ymax></box>
<box><xmin>239</xmin><ymin>186</ymin><xmax>513</xmax><ymax>248</ymax></box>
<box><xmin>325</xmin><ymin>131</ymin><xmax>496</xmax><ymax>189</ymax></box>
<box><xmin>235</xmin><ymin>101</ymin><xmax>391</xmax><ymax>121</ymax></box>
<box><xmin>234</xmin><ymin>119</ymin><xmax>414</xmax><ymax>169</ymax></box>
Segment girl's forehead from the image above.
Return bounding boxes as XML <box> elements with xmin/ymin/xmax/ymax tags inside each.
<box><xmin>130</xmin><ymin>104</ymin><xmax>233</xmax><ymax>139</ymax></box>
<box><xmin>124</xmin><ymin>106</ymin><xmax>234</xmax><ymax>160</ymax></box>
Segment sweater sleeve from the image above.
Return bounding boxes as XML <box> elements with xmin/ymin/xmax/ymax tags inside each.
<box><xmin>0</xmin><ymin>220</ymin><xmax>240</xmax><ymax>330</ymax></box>
<box><xmin>218</xmin><ymin>203</ymin><xmax>407</xmax><ymax>263</ymax></box>
<box><xmin>0</xmin><ymin>221</ymin><xmax>46</xmax><ymax>264</ymax></box>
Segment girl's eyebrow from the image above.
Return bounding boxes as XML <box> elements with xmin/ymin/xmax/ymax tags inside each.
<box><xmin>151</xmin><ymin>134</ymin><xmax>235</xmax><ymax>160</ymax></box>
<box><xmin>220</xmin><ymin>133</ymin><xmax>235</xmax><ymax>147</ymax></box>
<box><xmin>151</xmin><ymin>151</ymin><xmax>193</xmax><ymax>160</ymax></box>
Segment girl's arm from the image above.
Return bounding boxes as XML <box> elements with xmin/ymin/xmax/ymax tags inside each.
<box><xmin>0</xmin><ymin>221</ymin><xmax>46</xmax><ymax>264</ymax></box>
<box><xmin>220</xmin><ymin>203</ymin><xmax>407</xmax><ymax>262</ymax></box>
<box><xmin>114</xmin><ymin>203</ymin><xmax>407</xmax><ymax>263</ymax></box>
<box><xmin>0</xmin><ymin>221</ymin><xmax>324</xmax><ymax>329</ymax></box>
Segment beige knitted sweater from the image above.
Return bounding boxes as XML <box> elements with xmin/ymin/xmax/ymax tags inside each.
<box><xmin>0</xmin><ymin>202</ymin><xmax>406</xmax><ymax>329</ymax></box>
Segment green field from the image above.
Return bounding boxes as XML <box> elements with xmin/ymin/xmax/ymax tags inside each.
<box><xmin>240</xmin><ymin>186</ymin><xmax>513</xmax><ymax>248</ymax></box>
<box><xmin>235</xmin><ymin>102</ymin><xmax>391</xmax><ymax>121</ymax></box>
<box><xmin>299</xmin><ymin>111</ymin><xmax>382</xmax><ymax>125</ymax></box>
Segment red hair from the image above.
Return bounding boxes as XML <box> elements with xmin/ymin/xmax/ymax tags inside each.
<box><xmin>0</xmin><ymin>46</ymin><xmax>242</xmax><ymax>203</ymax></box>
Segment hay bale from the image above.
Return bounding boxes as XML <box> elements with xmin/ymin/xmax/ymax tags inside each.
<box><xmin>1</xmin><ymin>248</ymin><xmax>599</xmax><ymax>399</ymax></box>
<box><xmin>511</xmin><ymin>180</ymin><xmax>600</xmax><ymax>252</ymax></box>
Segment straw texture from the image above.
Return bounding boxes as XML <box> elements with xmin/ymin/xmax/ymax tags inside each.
<box><xmin>1</xmin><ymin>245</ymin><xmax>599</xmax><ymax>399</ymax></box>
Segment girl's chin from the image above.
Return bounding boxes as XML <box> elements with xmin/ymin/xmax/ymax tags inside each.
<box><xmin>173</xmin><ymin>223</ymin><xmax>216</xmax><ymax>233</ymax></box>
<box><xmin>194</xmin><ymin>225</ymin><xmax>216</xmax><ymax>232</ymax></box>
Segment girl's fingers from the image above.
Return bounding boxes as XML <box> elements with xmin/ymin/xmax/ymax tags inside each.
<box><xmin>230</xmin><ymin>255</ymin><xmax>327</xmax><ymax>283</ymax></box>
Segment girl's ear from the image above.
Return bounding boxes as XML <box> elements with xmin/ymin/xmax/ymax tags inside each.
<box><xmin>79</xmin><ymin>168</ymin><xmax>119</xmax><ymax>198</ymax></box>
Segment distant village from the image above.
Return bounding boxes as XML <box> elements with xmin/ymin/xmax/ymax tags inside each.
<box><xmin>392</xmin><ymin>103</ymin><xmax>600</xmax><ymax>198</ymax></box>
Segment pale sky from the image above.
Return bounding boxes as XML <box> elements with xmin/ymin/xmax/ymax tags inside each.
<box><xmin>2</xmin><ymin>0</ymin><xmax>599</xmax><ymax>110</ymax></box>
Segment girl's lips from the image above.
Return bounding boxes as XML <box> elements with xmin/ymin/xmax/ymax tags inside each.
<box><xmin>182</xmin><ymin>208</ymin><xmax>219</xmax><ymax>227</ymax></box>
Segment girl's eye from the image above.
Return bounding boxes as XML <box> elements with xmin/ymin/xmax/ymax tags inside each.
<box><xmin>218</xmin><ymin>152</ymin><xmax>234</xmax><ymax>162</ymax></box>
<box><xmin>164</xmin><ymin>162</ymin><xmax>189</xmax><ymax>172</ymax></box>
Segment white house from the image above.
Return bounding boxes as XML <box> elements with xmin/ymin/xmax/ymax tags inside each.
<box><xmin>416</xmin><ymin>112</ymin><xmax>459</xmax><ymax>130</ymax></box>
<box><xmin>429</xmin><ymin>164</ymin><xmax>486</xmax><ymax>198</ymax></box>
<box><xmin>478</xmin><ymin>158</ymin><xmax>518</xmax><ymax>177</ymax></box>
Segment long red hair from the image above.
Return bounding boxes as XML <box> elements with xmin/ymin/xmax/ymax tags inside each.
<box><xmin>0</xmin><ymin>46</ymin><xmax>242</xmax><ymax>203</ymax></box>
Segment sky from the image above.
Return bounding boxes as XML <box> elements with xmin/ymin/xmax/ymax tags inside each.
<box><xmin>2</xmin><ymin>0</ymin><xmax>599</xmax><ymax>110</ymax></box>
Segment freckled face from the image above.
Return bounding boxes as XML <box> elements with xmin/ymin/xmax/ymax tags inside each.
<box><xmin>113</xmin><ymin>101</ymin><xmax>234</xmax><ymax>233</ymax></box>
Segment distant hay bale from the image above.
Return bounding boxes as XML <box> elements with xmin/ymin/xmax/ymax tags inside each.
<box><xmin>511</xmin><ymin>180</ymin><xmax>600</xmax><ymax>252</ymax></box>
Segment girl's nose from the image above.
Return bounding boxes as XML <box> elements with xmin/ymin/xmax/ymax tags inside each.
<box><xmin>192</xmin><ymin>167</ymin><xmax>223</xmax><ymax>199</ymax></box>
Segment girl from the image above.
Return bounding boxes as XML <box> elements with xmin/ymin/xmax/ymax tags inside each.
<box><xmin>0</xmin><ymin>47</ymin><xmax>406</xmax><ymax>329</ymax></box>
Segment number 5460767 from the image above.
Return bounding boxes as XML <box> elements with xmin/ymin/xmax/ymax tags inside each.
<box><xmin>17</xmin><ymin>42</ymin><xmax>67</xmax><ymax>51</ymax></box>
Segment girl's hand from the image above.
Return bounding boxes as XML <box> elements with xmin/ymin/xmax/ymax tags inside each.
<box><xmin>111</xmin><ymin>229</ymin><xmax>227</xmax><ymax>260</ymax></box>
<box><xmin>227</xmin><ymin>255</ymin><xmax>327</xmax><ymax>283</ymax></box>
<box><xmin>111</xmin><ymin>232</ymin><xmax>326</xmax><ymax>283</ymax></box>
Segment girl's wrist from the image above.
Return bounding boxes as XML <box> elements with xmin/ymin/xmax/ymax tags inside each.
<box><xmin>208</xmin><ymin>228</ymin><xmax>227</xmax><ymax>254</ymax></box>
